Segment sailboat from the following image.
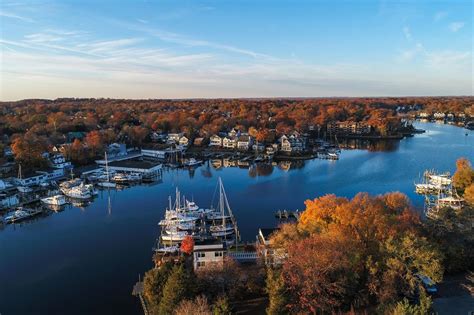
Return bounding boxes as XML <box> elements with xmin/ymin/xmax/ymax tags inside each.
<box><xmin>209</xmin><ymin>178</ymin><xmax>239</xmax><ymax>244</ymax></box>
<box><xmin>16</xmin><ymin>164</ymin><xmax>33</xmax><ymax>193</ymax></box>
<box><xmin>98</xmin><ymin>152</ymin><xmax>116</xmax><ymax>188</ymax></box>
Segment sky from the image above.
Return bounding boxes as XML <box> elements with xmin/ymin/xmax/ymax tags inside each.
<box><xmin>0</xmin><ymin>0</ymin><xmax>472</xmax><ymax>100</ymax></box>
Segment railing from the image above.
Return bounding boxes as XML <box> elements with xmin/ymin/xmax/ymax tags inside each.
<box><xmin>228</xmin><ymin>251</ymin><xmax>258</xmax><ymax>261</ymax></box>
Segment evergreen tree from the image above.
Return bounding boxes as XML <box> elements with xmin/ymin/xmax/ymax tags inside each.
<box><xmin>159</xmin><ymin>265</ymin><xmax>194</xmax><ymax>315</ymax></box>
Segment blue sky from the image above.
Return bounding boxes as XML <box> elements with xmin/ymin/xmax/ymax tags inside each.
<box><xmin>0</xmin><ymin>0</ymin><xmax>472</xmax><ymax>100</ymax></box>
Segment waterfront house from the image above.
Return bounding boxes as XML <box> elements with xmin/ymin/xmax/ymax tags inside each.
<box><xmin>279</xmin><ymin>134</ymin><xmax>304</xmax><ymax>153</ymax></box>
<box><xmin>256</xmin><ymin>228</ymin><xmax>283</xmax><ymax>266</ymax></box>
<box><xmin>178</xmin><ymin>136</ymin><xmax>189</xmax><ymax>147</ymax></box>
<box><xmin>419</xmin><ymin>112</ymin><xmax>430</xmax><ymax>118</ymax></box>
<box><xmin>167</xmin><ymin>133</ymin><xmax>184</xmax><ymax>144</ymax></box>
<box><xmin>150</xmin><ymin>132</ymin><xmax>167</xmax><ymax>142</ymax></box>
<box><xmin>265</xmin><ymin>146</ymin><xmax>276</xmax><ymax>156</ymax></box>
<box><xmin>47</xmin><ymin>153</ymin><xmax>73</xmax><ymax>170</ymax></box>
<box><xmin>222</xmin><ymin>136</ymin><xmax>237</xmax><ymax>149</ymax></box>
<box><xmin>14</xmin><ymin>168</ymin><xmax>65</xmax><ymax>186</ymax></box>
<box><xmin>433</xmin><ymin>112</ymin><xmax>446</xmax><ymax>120</ymax></box>
<box><xmin>193</xmin><ymin>240</ymin><xmax>226</xmax><ymax>271</ymax></box>
<box><xmin>209</xmin><ymin>135</ymin><xmax>223</xmax><ymax>147</ymax></box>
<box><xmin>228</xmin><ymin>128</ymin><xmax>241</xmax><ymax>138</ymax></box>
<box><xmin>237</xmin><ymin>135</ymin><xmax>254</xmax><ymax>151</ymax></box>
<box><xmin>327</xmin><ymin>121</ymin><xmax>371</xmax><ymax>135</ymax></box>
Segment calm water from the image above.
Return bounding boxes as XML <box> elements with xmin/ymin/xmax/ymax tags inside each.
<box><xmin>1</xmin><ymin>122</ymin><xmax>473</xmax><ymax>315</ymax></box>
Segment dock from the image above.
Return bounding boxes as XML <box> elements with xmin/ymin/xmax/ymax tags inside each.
<box><xmin>275</xmin><ymin>209</ymin><xmax>300</xmax><ymax>220</ymax></box>
<box><xmin>132</xmin><ymin>280</ymin><xmax>149</xmax><ymax>315</ymax></box>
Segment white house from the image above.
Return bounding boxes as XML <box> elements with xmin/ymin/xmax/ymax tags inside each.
<box><xmin>49</xmin><ymin>153</ymin><xmax>72</xmax><ymax>169</ymax></box>
<box><xmin>209</xmin><ymin>135</ymin><xmax>223</xmax><ymax>147</ymax></box>
<box><xmin>433</xmin><ymin>112</ymin><xmax>446</xmax><ymax>120</ymax></box>
<box><xmin>279</xmin><ymin>135</ymin><xmax>303</xmax><ymax>153</ymax></box>
<box><xmin>193</xmin><ymin>240</ymin><xmax>226</xmax><ymax>271</ymax></box>
<box><xmin>167</xmin><ymin>133</ymin><xmax>184</xmax><ymax>144</ymax></box>
<box><xmin>228</xmin><ymin>128</ymin><xmax>241</xmax><ymax>138</ymax></box>
<box><xmin>14</xmin><ymin>168</ymin><xmax>65</xmax><ymax>186</ymax></box>
<box><xmin>222</xmin><ymin>136</ymin><xmax>237</xmax><ymax>149</ymax></box>
<box><xmin>178</xmin><ymin>136</ymin><xmax>189</xmax><ymax>147</ymax></box>
<box><xmin>256</xmin><ymin>228</ymin><xmax>283</xmax><ymax>266</ymax></box>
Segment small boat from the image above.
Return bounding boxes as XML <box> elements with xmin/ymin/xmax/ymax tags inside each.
<box><xmin>41</xmin><ymin>194</ymin><xmax>68</xmax><ymax>206</ymax></box>
<box><xmin>4</xmin><ymin>207</ymin><xmax>42</xmax><ymax>224</ymax></box>
<box><xmin>112</xmin><ymin>172</ymin><xmax>142</xmax><ymax>183</ymax></box>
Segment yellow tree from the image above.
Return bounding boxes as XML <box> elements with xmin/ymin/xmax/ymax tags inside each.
<box><xmin>453</xmin><ymin>158</ymin><xmax>474</xmax><ymax>192</ymax></box>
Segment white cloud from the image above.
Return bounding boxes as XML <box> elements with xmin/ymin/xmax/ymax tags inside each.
<box><xmin>448</xmin><ymin>22</ymin><xmax>465</xmax><ymax>32</ymax></box>
<box><xmin>425</xmin><ymin>50</ymin><xmax>471</xmax><ymax>67</ymax></box>
<box><xmin>397</xmin><ymin>43</ymin><xmax>424</xmax><ymax>62</ymax></box>
<box><xmin>434</xmin><ymin>11</ymin><xmax>448</xmax><ymax>22</ymax></box>
<box><xmin>403</xmin><ymin>26</ymin><xmax>412</xmax><ymax>40</ymax></box>
<box><xmin>0</xmin><ymin>10</ymin><xmax>34</xmax><ymax>22</ymax></box>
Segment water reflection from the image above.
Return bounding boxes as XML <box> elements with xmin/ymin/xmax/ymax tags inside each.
<box><xmin>339</xmin><ymin>139</ymin><xmax>400</xmax><ymax>152</ymax></box>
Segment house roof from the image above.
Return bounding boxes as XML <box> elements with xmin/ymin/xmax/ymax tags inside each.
<box><xmin>259</xmin><ymin>227</ymin><xmax>280</xmax><ymax>240</ymax></box>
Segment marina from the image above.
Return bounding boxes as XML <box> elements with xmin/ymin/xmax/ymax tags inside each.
<box><xmin>0</xmin><ymin>122</ymin><xmax>473</xmax><ymax>314</ymax></box>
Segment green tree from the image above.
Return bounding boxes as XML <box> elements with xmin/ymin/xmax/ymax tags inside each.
<box><xmin>212</xmin><ymin>295</ymin><xmax>231</xmax><ymax>315</ymax></box>
<box><xmin>159</xmin><ymin>265</ymin><xmax>195</xmax><ymax>315</ymax></box>
<box><xmin>266</xmin><ymin>268</ymin><xmax>289</xmax><ymax>315</ymax></box>
<box><xmin>143</xmin><ymin>262</ymin><xmax>174</xmax><ymax>313</ymax></box>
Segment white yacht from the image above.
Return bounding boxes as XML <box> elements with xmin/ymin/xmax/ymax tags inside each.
<box><xmin>41</xmin><ymin>194</ymin><xmax>68</xmax><ymax>206</ymax></box>
<box><xmin>62</xmin><ymin>183</ymin><xmax>92</xmax><ymax>199</ymax></box>
<box><xmin>112</xmin><ymin>172</ymin><xmax>142</xmax><ymax>183</ymax></box>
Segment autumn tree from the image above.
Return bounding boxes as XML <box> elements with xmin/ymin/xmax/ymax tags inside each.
<box><xmin>11</xmin><ymin>131</ymin><xmax>48</xmax><ymax>170</ymax></box>
<box><xmin>464</xmin><ymin>184</ymin><xmax>474</xmax><ymax>207</ymax></box>
<box><xmin>453</xmin><ymin>158</ymin><xmax>474</xmax><ymax>193</ymax></box>
<box><xmin>180</xmin><ymin>235</ymin><xmax>194</xmax><ymax>255</ymax></box>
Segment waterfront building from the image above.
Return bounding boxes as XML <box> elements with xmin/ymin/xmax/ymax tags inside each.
<box><xmin>222</xmin><ymin>136</ymin><xmax>237</xmax><ymax>149</ymax></box>
<box><xmin>256</xmin><ymin>228</ymin><xmax>282</xmax><ymax>266</ymax></box>
<box><xmin>433</xmin><ymin>112</ymin><xmax>446</xmax><ymax>120</ymax></box>
<box><xmin>279</xmin><ymin>134</ymin><xmax>304</xmax><ymax>153</ymax></box>
<box><xmin>48</xmin><ymin>153</ymin><xmax>73</xmax><ymax>169</ymax></box>
<box><xmin>228</xmin><ymin>127</ymin><xmax>241</xmax><ymax>138</ymax></box>
<box><xmin>237</xmin><ymin>135</ymin><xmax>254</xmax><ymax>151</ymax></box>
<box><xmin>192</xmin><ymin>240</ymin><xmax>227</xmax><ymax>271</ymax></box>
<box><xmin>327</xmin><ymin>121</ymin><xmax>371</xmax><ymax>135</ymax></box>
<box><xmin>178</xmin><ymin>136</ymin><xmax>189</xmax><ymax>147</ymax></box>
<box><xmin>167</xmin><ymin>133</ymin><xmax>184</xmax><ymax>144</ymax></box>
<box><xmin>14</xmin><ymin>168</ymin><xmax>65</xmax><ymax>186</ymax></box>
<box><xmin>209</xmin><ymin>135</ymin><xmax>223</xmax><ymax>147</ymax></box>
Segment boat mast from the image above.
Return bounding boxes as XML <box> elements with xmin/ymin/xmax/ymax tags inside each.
<box><xmin>105</xmin><ymin>152</ymin><xmax>110</xmax><ymax>182</ymax></box>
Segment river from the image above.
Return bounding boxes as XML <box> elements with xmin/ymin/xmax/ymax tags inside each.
<box><xmin>0</xmin><ymin>122</ymin><xmax>473</xmax><ymax>314</ymax></box>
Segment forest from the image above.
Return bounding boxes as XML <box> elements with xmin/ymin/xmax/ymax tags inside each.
<box><xmin>0</xmin><ymin>97</ymin><xmax>472</xmax><ymax>170</ymax></box>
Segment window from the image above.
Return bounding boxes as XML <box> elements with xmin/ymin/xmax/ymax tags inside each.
<box><xmin>197</xmin><ymin>261</ymin><xmax>205</xmax><ymax>267</ymax></box>
<box><xmin>197</xmin><ymin>252</ymin><xmax>205</xmax><ymax>258</ymax></box>
<box><xmin>214</xmin><ymin>251</ymin><xmax>223</xmax><ymax>257</ymax></box>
